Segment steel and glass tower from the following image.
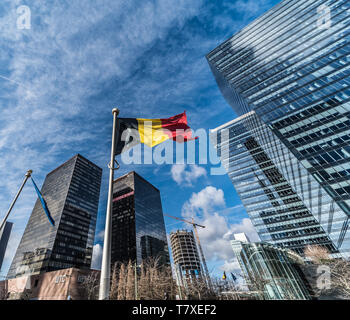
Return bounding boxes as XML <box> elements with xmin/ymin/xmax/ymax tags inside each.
<box><xmin>211</xmin><ymin>112</ymin><xmax>340</xmax><ymax>256</ymax></box>
<box><xmin>7</xmin><ymin>154</ymin><xmax>102</xmax><ymax>278</ymax></box>
<box><xmin>111</xmin><ymin>171</ymin><xmax>169</xmax><ymax>266</ymax></box>
<box><xmin>208</xmin><ymin>0</ymin><xmax>350</xmax><ymax>258</ymax></box>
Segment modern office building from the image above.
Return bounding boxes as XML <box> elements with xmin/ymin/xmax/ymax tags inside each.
<box><xmin>111</xmin><ymin>171</ymin><xmax>169</xmax><ymax>266</ymax></box>
<box><xmin>7</xmin><ymin>154</ymin><xmax>102</xmax><ymax>279</ymax></box>
<box><xmin>210</xmin><ymin>112</ymin><xmax>341</xmax><ymax>256</ymax></box>
<box><xmin>207</xmin><ymin>0</ymin><xmax>350</xmax><ymax>258</ymax></box>
<box><xmin>0</xmin><ymin>221</ymin><xmax>13</xmax><ymax>272</ymax></box>
<box><xmin>170</xmin><ymin>230</ymin><xmax>202</xmax><ymax>285</ymax></box>
<box><xmin>231</xmin><ymin>233</ymin><xmax>311</xmax><ymax>300</ymax></box>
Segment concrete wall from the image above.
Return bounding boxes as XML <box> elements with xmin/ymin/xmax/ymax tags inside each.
<box><xmin>0</xmin><ymin>268</ymin><xmax>100</xmax><ymax>300</ymax></box>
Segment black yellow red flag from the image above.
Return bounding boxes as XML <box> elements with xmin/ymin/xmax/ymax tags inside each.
<box><xmin>115</xmin><ymin>111</ymin><xmax>197</xmax><ymax>155</ymax></box>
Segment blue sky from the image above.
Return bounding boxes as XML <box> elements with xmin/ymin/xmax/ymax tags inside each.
<box><xmin>0</xmin><ymin>0</ymin><xmax>280</xmax><ymax>278</ymax></box>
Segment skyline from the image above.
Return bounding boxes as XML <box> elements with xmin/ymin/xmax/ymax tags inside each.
<box><xmin>0</xmin><ymin>0</ymin><xmax>278</xmax><ymax>278</ymax></box>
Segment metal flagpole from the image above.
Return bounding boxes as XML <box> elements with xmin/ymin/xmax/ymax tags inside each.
<box><xmin>99</xmin><ymin>108</ymin><xmax>119</xmax><ymax>300</ymax></box>
<box><xmin>0</xmin><ymin>170</ymin><xmax>32</xmax><ymax>234</ymax></box>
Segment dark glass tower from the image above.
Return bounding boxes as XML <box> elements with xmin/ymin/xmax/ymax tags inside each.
<box><xmin>7</xmin><ymin>154</ymin><xmax>102</xmax><ymax>278</ymax></box>
<box><xmin>207</xmin><ymin>0</ymin><xmax>350</xmax><ymax>258</ymax></box>
<box><xmin>0</xmin><ymin>221</ymin><xmax>13</xmax><ymax>272</ymax></box>
<box><xmin>111</xmin><ymin>171</ymin><xmax>169</xmax><ymax>266</ymax></box>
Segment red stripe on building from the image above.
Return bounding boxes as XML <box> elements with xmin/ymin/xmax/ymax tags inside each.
<box><xmin>113</xmin><ymin>191</ymin><xmax>134</xmax><ymax>202</ymax></box>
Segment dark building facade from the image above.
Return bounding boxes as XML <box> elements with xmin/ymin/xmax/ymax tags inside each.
<box><xmin>7</xmin><ymin>154</ymin><xmax>102</xmax><ymax>279</ymax></box>
<box><xmin>207</xmin><ymin>0</ymin><xmax>350</xmax><ymax>258</ymax></box>
<box><xmin>111</xmin><ymin>171</ymin><xmax>169</xmax><ymax>266</ymax></box>
<box><xmin>0</xmin><ymin>221</ymin><xmax>13</xmax><ymax>272</ymax></box>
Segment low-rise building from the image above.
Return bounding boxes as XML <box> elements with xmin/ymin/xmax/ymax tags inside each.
<box><xmin>0</xmin><ymin>267</ymin><xmax>100</xmax><ymax>300</ymax></box>
<box><xmin>231</xmin><ymin>233</ymin><xmax>311</xmax><ymax>300</ymax></box>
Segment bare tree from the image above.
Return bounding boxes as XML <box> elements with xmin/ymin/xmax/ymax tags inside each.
<box><xmin>243</xmin><ymin>273</ymin><xmax>269</xmax><ymax>300</ymax></box>
<box><xmin>125</xmin><ymin>261</ymin><xmax>135</xmax><ymax>300</ymax></box>
<box><xmin>110</xmin><ymin>262</ymin><xmax>120</xmax><ymax>300</ymax></box>
<box><xmin>304</xmin><ymin>245</ymin><xmax>331</xmax><ymax>264</ymax></box>
<box><xmin>80</xmin><ymin>272</ymin><xmax>100</xmax><ymax>300</ymax></box>
<box><xmin>108</xmin><ymin>259</ymin><xmax>244</xmax><ymax>300</ymax></box>
<box><xmin>116</xmin><ymin>263</ymin><xmax>127</xmax><ymax>300</ymax></box>
<box><xmin>329</xmin><ymin>258</ymin><xmax>350</xmax><ymax>299</ymax></box>
<box><xmin>0</xmin><ymin>287</ymin><xmax>7</xmax><ymax>300</ymax></box>
<box><xmin>110</xmin><ymin>258</ymin><xmax>178</xmax><ymax>300</ymax></box>
<box><xmin>303</xmin><ymin>245</ymin><xmax>350</xmax><ymax>299</ymax></box>
<box><xmin>138</xmin><ymin>261</ymin><xmax>150</xmax><ymax>300</ymax></box>
<box><xmin>138</xmin><ymin>257</ymin><xmax>177</xmax><ymax>300</ymax></box>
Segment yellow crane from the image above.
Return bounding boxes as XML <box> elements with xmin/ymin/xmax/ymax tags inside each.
<box><xmin>164</xmin><ymin>213</ymin><xmax>212</xmax><ymax>289</ymax></box>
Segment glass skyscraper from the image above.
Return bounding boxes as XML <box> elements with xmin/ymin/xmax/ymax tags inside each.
<box><xmin>0</xmin><ymin>221</ymin><xmax>13</xmax><ymax>272</ymax></box>
<box><xmin>208</xmin><ymin>0</ymin><xmax>350</xmax><ymax>258</ymax></box>
<box><xmin>210</xmin><ymin>112</ymin><xmax>339</xmax><ymax>256</ymax></box>
<box><xmin>7</xmin><ymin>154</ymin><xmax>102</xmax><ymax>278</ymax></box>
<box><xmin>111</xmin><ymin>171</ymin><xmax>169</xmax><ymax>266</ymax></box>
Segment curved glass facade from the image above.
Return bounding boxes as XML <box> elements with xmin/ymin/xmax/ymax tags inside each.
<box><xmin>208</xmin><ymin>0</ymin><xmax>350</xmax><ymax>258</ymax></box>
<box><xmin>231</xmin><ymin>238</ymin><xmax>311</xmax><ymax>300</ymax></box>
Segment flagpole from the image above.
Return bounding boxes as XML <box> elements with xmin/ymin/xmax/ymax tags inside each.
<box><xmin>0</xmin><ymin>170</ymin><xmax>32</xmax><ymax>234</ymax></box>
<box><xmin>99</xmin><ymin>108</ymin><xmax>119</xmax><ymax>300</ymax></box>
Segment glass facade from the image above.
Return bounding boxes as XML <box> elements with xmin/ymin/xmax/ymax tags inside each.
<box><xmin>111</xmin><ymin>171</ymin><xmax>169</xmax><ymax>266</ymax></box>
<box><xmin>207</xmin><ymin>0</ymin><xmax>350</xmax><ymax>258</ymax></box>
<box><xmin>0</xmin><ymin>221</ymin><xmax>13</xmax><ymax>272</ymax></box>
<box><xmin>231</xmin><ymin>236</ymin><xmax>311</xmax><ymax>300</ymax></box>
<box><xmin>211</xmin><ymin>112</ymin><xmax>340</xmax><ymax>256</ymax></box>
<box><xmin>7</xmin><ymin>154</ymin><xmax>102</xmax><ymax>279</ymax></box>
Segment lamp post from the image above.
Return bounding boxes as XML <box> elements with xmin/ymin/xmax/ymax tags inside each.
<box><xmin>99</xmin><ymin>108</ymin><xmax>120</xmax><ymax>300</ymax></box>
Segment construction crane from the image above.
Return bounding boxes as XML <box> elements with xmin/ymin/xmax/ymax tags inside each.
<box><xmin>164</xmin><ymin>213</ymin><xmax>212</xmax><ymax>289</ymax></box>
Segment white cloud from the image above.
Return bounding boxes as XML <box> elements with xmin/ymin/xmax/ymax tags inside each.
<box><xmin>171</xmin><ymin>164</ymin><xmax>207</xmax><ymax>187</ymax></box>
<box><xmin>197</xmin><ymin>215</ymin><xmax>259</xmax><ymax>261</ymax></box>
<box><xmin>96</xmin><ymin>230</ymin><xmax>105</xmax><ymax>242</ymax></box>
<box><xmin>0</xmin><ymin>0</ymin><xmax>205</xmax><ymax>275</ymax></box>
<box><xmin>197</xmin><ymin>215</ymin><xmax>259</xmax><ymax>278</ymax></box>
<box><xmin>181</xmin><ymin>186</ymin><xmax>225</xmax><ymax>218</ymax></box>
<box><xmin>0</xmin><ymin>0</ymin><xmax>274</xmax><ymax>277</ymax></box>
<box><xmin>224</xmin><ymin>218</ymin><xmax>260</xmax><ymax>242</ymax></box>
<box><xmin>225</xmin><ymin>0</ymin><xmax>276</xmax><ymax>18</ymax></box>
<box><xmin>197</xmin><ymin>212</ymin><xmax>233</xmax><ymax>261</ymax></box>
<box><xmin>219</xmin><ymin>259</ymin><xmax>240</xmax><ymax>273</ymax></box>
<box><xmin>91</xmin><ymin>243</ymin><xmax>102</xmax><ymax>270</ymax></box>
<box><xmin>179</xmin><ymin>186</ymin><xmax>259</xmax><ymax>279</ymax></box>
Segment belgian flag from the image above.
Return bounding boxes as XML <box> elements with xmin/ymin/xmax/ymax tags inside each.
<box><xmin>115</xmin><ymin>112</ymin><xmax>197</xmax><ymax>155</ymax></box>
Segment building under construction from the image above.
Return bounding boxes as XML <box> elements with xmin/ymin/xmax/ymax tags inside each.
<box><xmin>170</xmin><ymin>230</ymin><xmax>203</xmax><ymax>286</ymax></box>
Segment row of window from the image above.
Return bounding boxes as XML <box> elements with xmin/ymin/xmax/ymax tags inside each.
<box><xmin>290</xmin><ymin>119</ymin><xmax>350</xmax><ymax>147</ymax></box>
